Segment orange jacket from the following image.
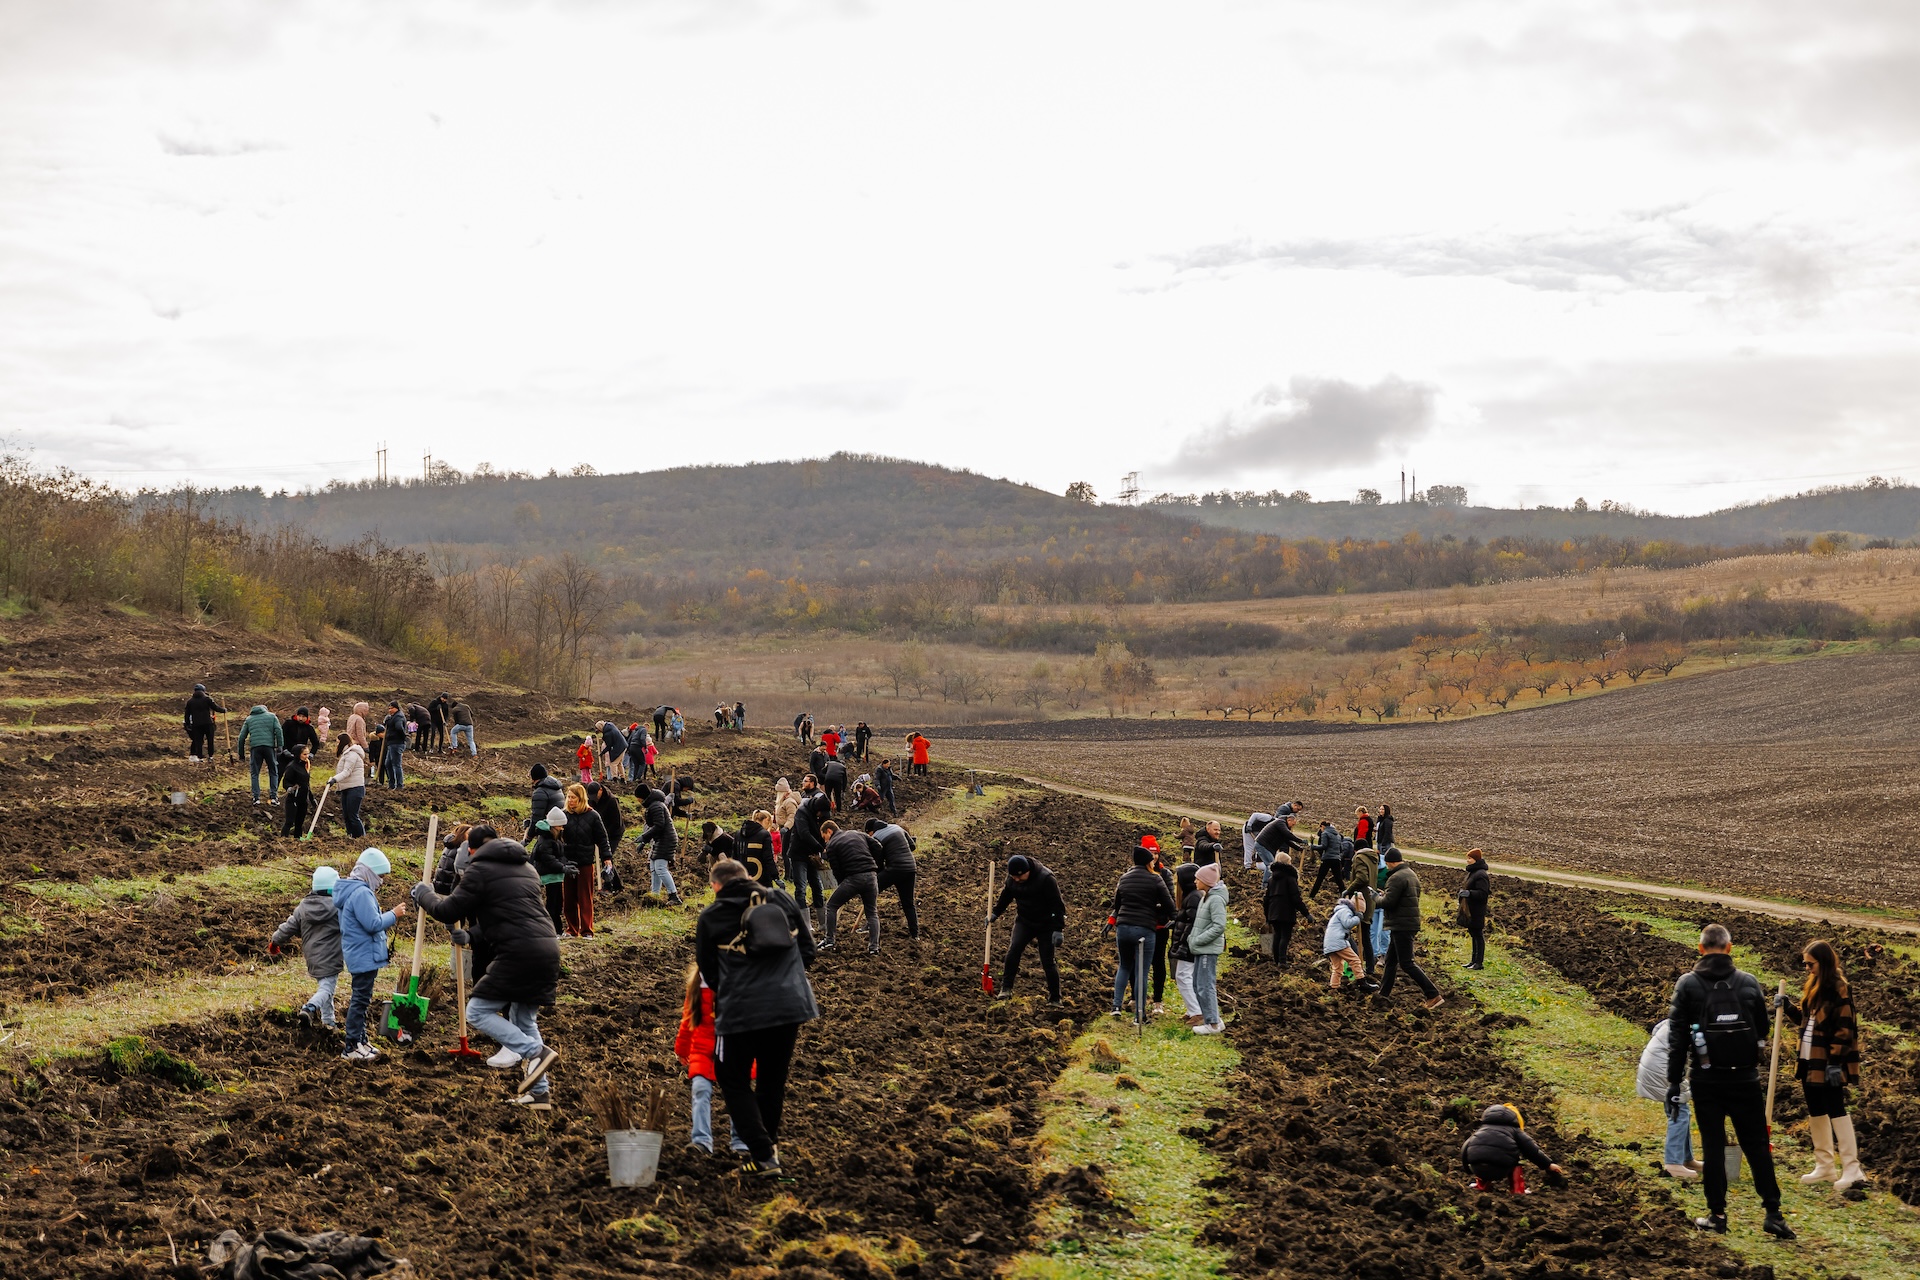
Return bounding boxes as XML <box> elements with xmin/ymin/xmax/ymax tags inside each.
<box><xmin>911</xmin><ymin>736</ymin><xmax>930</xmax><ymax>765</ymax></box>
<box><xmin>674</xmin><ymin>986</ymin><xmax>717</xmax><ymax>1082</ymax></box>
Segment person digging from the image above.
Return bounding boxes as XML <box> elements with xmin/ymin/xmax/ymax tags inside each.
<box><xmin>411</xmin><ymin>825</ymin><xmax>562</xmax><ymax>1109</ymax></box>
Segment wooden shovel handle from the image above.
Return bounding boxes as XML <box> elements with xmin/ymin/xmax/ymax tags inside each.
<box><xmin>410</xmin><ymin>815</ymin><xmax>438</xmax><ymax>979</ymax></box>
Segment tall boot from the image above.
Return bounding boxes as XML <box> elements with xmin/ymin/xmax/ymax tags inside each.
<box><xmin>1831</xmin><ymin>1114</ymin><xmax>1867</xmax><ymax>1190</ymax></box>
<box><xmin>1799</xmin><ymin>1115</ymin><xmax>1836</xmax><ymax>1183</ymax></box>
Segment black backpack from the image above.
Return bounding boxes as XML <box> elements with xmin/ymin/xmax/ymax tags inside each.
<box><xmin>1697</xmin><ymin>977</ymin><xmax>1761</xmax><ymax>1070</ymax></box>
<box><xmin>722</xmin><ymin>889</ymin><xmax>797</xmax><ymax>959</ymax></box>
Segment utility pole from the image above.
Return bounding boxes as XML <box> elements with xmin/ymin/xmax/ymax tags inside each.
<box><xmin>1118</xmin><ymin>471</ymin><xmax>1140</xmax><ymax>505</ymax></box>
<box><xmin>1400</xmin><ymin>469</ymin><xmax>1405</xmax><ymax>504</ymax></box>
<box><xmin>376</xmin><ymin>443</ymin><xmax>388</xmax><ymax>485</ymax></box>
<box><xmin>423</xmin><ymin>452</ymin><xmax>431</xmax><ymax>484</ymax></box>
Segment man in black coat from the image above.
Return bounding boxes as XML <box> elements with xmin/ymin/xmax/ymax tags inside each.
<box><xmin>282</xmin><ymin>707</ymin><xmax>322</xmax><ymax>757</ymax></box>
<box><xmin>818</xmin><ymin>821</ymin><xmax>882</xmax><ymax>953</ymax></box>
<box><xmin>866</xmin><ymin>819</ymin><xmax>918</xmax><ymax>939</ymax></box>
<box><xmin>1665</xmin><ymin>924</ymin><xmax>1793</xmax><ymax>1239</ymax></box>
<box><xmin>991</xmin><ymin>854</ymin><xmax>1067</xmax><ymax>1002</ymax></box>
<box><xmin>784</xmin><ymin>780</ymin><xmax>833</xmax><ymax>918</ymax></box>
<box><xmin>184</xmin><ymin>684</ymin><xmax>223</xmax><ymax>761</ymax></box>
<box><xmin>380</xmin><ymin>702</ymin><xmax>410</xmax><ymax>788</ymax></box>
<box><xmin>412</xmin><ymin>831</ymin><xmax>562</xmax><ymax>1108</ymax></box>
<box><xmin>1262</xmin><ymin>852</ymin><xmax>1313</xmax><ymax>962</ymax></box>
<box><xmin>819</xmin><ymin>757</ymin><xmax>849</xmax><ymax>811</ymax></box>
<box><xmin>427</xmin><ymin>693</ymin><xmax>450</xmax><ymax>753</ymax></box>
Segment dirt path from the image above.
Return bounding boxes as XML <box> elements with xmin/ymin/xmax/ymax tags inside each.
<box><xmin>973</xmin><ymin>768</ymin><xmax>1920</xmax><ymax>937</ymax></box>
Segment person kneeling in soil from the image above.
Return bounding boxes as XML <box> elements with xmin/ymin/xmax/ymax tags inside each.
<box><xmin>675</xmin><ymin>964</ymin><xmax>749</xmax><ymax>1157</ymax></box>
<box><xmin>332</xmin><ymin>848</ymin><xmax>408</xmax><ymax>1062</ymax></box>
<box><xmin>1461</xmin><ymin>1103</ymin><xmax>1564</xmax><ymax>1193</ymax></box>
<box><xmin>694</xmin><ymin>857</ymin><xmax>819</xmax><ymax>1176</ymax></box>
<box><xmin>992</xmin><ymin>854</ymin><xmax>1067</xmax><ymax>1003</ymax></box>
<box><xmin>1187</xmin><ymin>863</ymin><xmax>1228</xmax><ymax>1034</ymax></box>
<box><xmin>1323</xmin><ymin>889</ymin><xmax>1375</xmax><ymax>994</ymax></box>
<box><xmin>270</xmin><ymin>865</ymin><xmax>344</xmax><ymax>1031</ymax></box>
<box><xmin>412</xmin><ymin>824</ymin><xmax>562</xmax><ymax>1109</ymax></box>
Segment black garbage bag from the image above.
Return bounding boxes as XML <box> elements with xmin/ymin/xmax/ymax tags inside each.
<box><xmin>205</xmin><ymin>1228</ymin><xmax>411</xmax><ymax>1280</ymax></box>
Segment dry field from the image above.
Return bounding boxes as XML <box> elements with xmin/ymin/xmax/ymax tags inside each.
<box><xmin>946</xmin><ymin>650</ymin><xmax>1920</xmax><ymax>912</ymax></box>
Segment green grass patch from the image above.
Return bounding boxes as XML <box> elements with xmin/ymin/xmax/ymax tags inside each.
<box><xmin>103</xmin><ymin>1034</ymin><xmax>215</xmax><ymax>1089</ymax></box>
<box><xmin>1441</xmin><ymin>913</ymin><xmax>1920</xmax><ymax>1278</ymax></box>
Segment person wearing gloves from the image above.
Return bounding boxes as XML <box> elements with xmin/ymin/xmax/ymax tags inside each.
<box><xmin>1187</xmin><ymin>862</ymin><xmax>1229</xmax><ymax>1033</ymax></box>
<box><xmin>992</xmin><ymin>854</ymin><xmax>1066</xmax><ymax>1003</ymax></box>
<box><xmin>238</xmin><ymin>704</ymin><xmax>284</xmax><ymax>804</ymax></box>
<box><xmin>1775</xmin><ymin>939</ymin><xmax>1866</xmax><ymax>1190</ymax></box>
<box><xmin>529</xmin><ymin>809</ymin><xmax>569</xmax><ymax>934</ymax></box>
<box><xmin>560</xmin><ymin>783</ymin><xmax>610</xmax><ymax>935</ymax></box>
<box><xmin>1459</xmin><ymin>848</ymin><xmax>1492</xmax><ymax>970</ymax></box>
<box><xmin>329</xmin><ymin>734</ymin><xmax>369</xmax><ymax>839</ymax></box>
<box><xmin>270</xmin><ymin>865</ymin><xmax>344</xmax><ymax>1030</ymax></box>
<box><xmin>411</xmin><ymin>827</ymin><xmax>562</xmax><ymax>1109</ymax></box>
<box><xmin>1105</xmin><ymin>844</ymin><xmax>1175</xmax><ymax>1018</ymax></box>
<box><xmin>1263</xmin><ymin>852</ymin><xmax>1314</xmax><ymax>964</ymax></box>
<box><xmin>332</xmin><ymin>848</ymin><xmax>408</xmax><ymax>1062</ymax></box>
<box><xmin>635</xmin><ymin>785</ymin><xmax>683</xmax><ymax>906</ymax></box>
<box><xmin>1461</xmin><ymin>1103</ymin><xmax>1564</xmax><ymax>1193</ymax></box>
<box><xmin>1323</xmin><ymin>888</ymin><xmax>1371</xmax><ymax>992</ymax></box>
<box><xmin>1636</xmin><ymin>1017</ymin><xmax>1700</xmax><ymax>1181</ymax></box>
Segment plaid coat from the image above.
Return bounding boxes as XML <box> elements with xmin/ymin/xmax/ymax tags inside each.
<box><xmin>1784</xmin><ymin>985</ymin><xmax>1861</xmax><ymax>1086</ymax></box>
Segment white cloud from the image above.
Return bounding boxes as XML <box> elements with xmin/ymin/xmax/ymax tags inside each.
<box><xmin>1166</xmin><ymin>377</ymin><xmax>1438</xmax><ymax>479</ymax></box>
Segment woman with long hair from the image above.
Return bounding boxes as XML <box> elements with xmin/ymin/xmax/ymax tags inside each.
<box><xmin>560</xmin><ymin>782</ymin><xmax>609</xmax><ymax>937</ymax></box>
<box><xmin>1776</xmin><ymin>939</ymin><xmax>1865</xmax><ymax>1190</ymax></box>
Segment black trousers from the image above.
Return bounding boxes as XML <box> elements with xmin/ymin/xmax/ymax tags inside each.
<box><xmin>1693</xmin><ymin>1077</ymin><xmax>1782</xmax><ymax>1215</ymax></box>
<box><xmin>543</xmin><ymin>882</ymin><xmax>564</xmax><ymax>933</ymax></box>
<box><xmin>876</xmin><ymin>868</ymin><xmax>918</xmax><ymax>937</ymax></box>
<box><xmin>1151</xmin><ymin>928</ymin><xmax>1168</xmax><ymax>1001</ymax></box>
<box><xmin>1310</xmin><ymin>860</ymin><xmax>1342</xmax><ymax>894</ymax></box>
<box><xmin>1378</xmin><ymin>930</ymin><xmax>1438</xmax><ymax>999</ymax></box>
<box><xmin>1270</xmin><ymin>920</ymin><xmax>1296</xmax><ymax>962</ymax></box>
<box><xmin>280</xmin><ymin>794</ymin><xmax>310</xmax><ymax>838</ymax></box>
<box><xmin>1468</xmin><ymin>905</ymin><xmax>1487</xmax><ymax>967</ymax></box>
<box><xmin>1802</xmin><ymin>1078</ymin><xmax>1849</xmax><ymax>1118</ymax></box>
<box><xmin>189</xmin><ymin>726</ymin><xmax>215</xmax><ymax>758</ymax></box>
<box><xmin>1003</xmin><ymin>919</ymin><xmax>1060</xmax><ymax>1000</ymax></box>
<box><xmin>1360</xmin><ymin>917</ymin><xmax>1377</xmax><ymax>973</ymax></box>
<box><xmin>714</xmin><ymin>1022</ymin><xmax>800</xmax><ymax>1163</ymax></box>
<box><xmin>825</xmin><ymin>872</ymin><xmax>878</xmax><ymax>947</ymax></box>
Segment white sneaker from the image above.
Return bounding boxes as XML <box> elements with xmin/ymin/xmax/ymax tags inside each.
<box><xmin>486</xmin><ymin>1046</ymin><xmax>520</xmax><ymax>1069</ymax></box>
<box><xmin>340</xmin><ymin>1043</ymin><xmax>381</xmax><ymax>1062</ymax></box>
<box><xmin>1192</xmin><ymin>1023</ymin><xmax>1223</xmax><ymax>1035</ymax></box>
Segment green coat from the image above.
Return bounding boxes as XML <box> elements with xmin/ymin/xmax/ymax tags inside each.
<box><xmin>238</xmin><ymin>706</ymin><xmax>283</xmax><ymax>752</ymax></box>
<box><xmin>1379</xmin><ymin>863</ymin><xmax>1422</xmax><ymax>934</ymax></box>
<box><xmin>1189</xmin><ymin>884</ymin><xmax>1229</xmax><ymax>956</ymax></box>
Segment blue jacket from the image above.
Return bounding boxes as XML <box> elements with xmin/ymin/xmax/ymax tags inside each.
<box><xmin>1323</xmin><ymin>902</ymin><xmax>1363</xmax><ymax>954</ymax></box>
<box><xmin>332</xmin><ymin>876</ymin><xmax>399</xmax><ymax>973</ymax></box>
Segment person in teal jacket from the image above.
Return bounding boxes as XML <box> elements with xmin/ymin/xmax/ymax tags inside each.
<box><xmin>332</xmin><ymin>847</ymin><xmax>407</xmax><ymax>1062</ymax></box>
<box><xmin>238</xmin><ymin>705</ymin><xmax>285</xmax><ymax>805</ymax></box>
<box><xmin>1188</xmin><ymin>862</ymin><xmax>1229</xmax><ymax>1035</ymax></box>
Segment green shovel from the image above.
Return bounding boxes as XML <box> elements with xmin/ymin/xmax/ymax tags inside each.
<box><xmin>383</xmin><ymin>815</ymin><xmax>439</xmax><ymax>1045</ymax></box>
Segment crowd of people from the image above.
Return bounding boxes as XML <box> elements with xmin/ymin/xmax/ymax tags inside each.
<box><xmin>243</xmin><ymin>681</ymin><xmax>1872</xmax><ymax>1226</ymax></box>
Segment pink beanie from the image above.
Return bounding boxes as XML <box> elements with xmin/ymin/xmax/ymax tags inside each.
<box><xmin>1195</xmin><ymin>863</ymin><xmax>1221</xmax><ymax>889</ymax></box>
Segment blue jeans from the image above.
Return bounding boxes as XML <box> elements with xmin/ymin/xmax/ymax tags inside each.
<box><xmin>249</xmin><ymin>745</ymin><xmax>280</xmax><ymax>801</ymax></box>
<box><xmin>305</xmin><ymin>973</ymin><xmax>339</xmax><ymax>1027</ymax></box>
<box><xmin>467</xmin><ymin>997</ymin><xmax>548</xmax><ymax>1096</ymax></box>
<box><xmin>1369</xmin><ymin>908</ymin><xmax>1388</xmax><ymax>958</ymax></box>
<box><xmin>383</xmin><ymin>743</ymin><xmax>405</xmax><ymax>788</ymax></box>
<box><xmin>1666</xmin><ymin>1099</ymin><xmax>1694</xmax><ymax>1165</ymax></box>
<box><xmin>1112</xmin><ymin>924</ymin><xmax>1154</xmax><ymax>1013</ymax></box>
<box><xmin>339</xmin><ymin>785</ymin><xmax>366</xmax><ymax>838</ymax></box>
<box><xmin>343</xmin><ymin>970</ymin><xmax>379</xmax><ymax>1048</ymax></box>
<box><xmin>1192</xmin><ymin>952</ymin><xmax>1222</xmax><ymax>1025</ymax></box>
<box><xmin>450</xmin><ymin>724</ymin><xmax>476</xmax><ymax>755</ymax></box>
<box><xmin>651</xmin><ymin>859</ymin><xmax>678</xmax><ymax>897</ymax></box>
<box><xmin>690</xmin><ymin>1076</ymin><xmax>749</xmax><ymax>1153</ymax></box>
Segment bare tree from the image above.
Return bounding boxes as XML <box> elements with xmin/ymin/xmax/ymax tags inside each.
<box><xmin>790</xmin><ymin>664</ymin><xmax>825</xmax><ymax>693</ymax></box>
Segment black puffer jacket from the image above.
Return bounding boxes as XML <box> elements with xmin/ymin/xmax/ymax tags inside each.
<box><xmin>820</xmin><ymin>760</ymin><xmax>848</xmax><ymax>793</ymax></box>
<box><xmin>415</xmin><ymin>838</ymin><xmax>561</xmax><ymax>1005</ymax></box>
<box><xmin>808</xmin><ymin>749</ymin><xmax>829</xmax><ymax>780</ymax></box>
<box><xmin>1192</xmin><ymin>834</ymin><xmax>1224</xmax><ymax>867</ymax></box>
<box><xmin>636</xmin><ymin>792</ymin><xmax>678</xmax><ymax>862</ymax></box>
<box><xmin>282</xmin><ymin>718</ymin><xmax>321</xmax><ymax>755</ymax></box>
<box><xmin>1254</xmin><ymin>816</ymin><xmax>1305</xmax><ymax>857</ymax></box>
<box><xmin>1462</xmin><ymin>859</ymin><xmax>1491</xmax><ymax>919</ymax></box>
<box><xmin>184</xmin><ymin>692</ymin><xmax>223</xmax><ymax>729</ymax></box>
<box><xmin>1461</xmin><ymin>1106</ymin><xmax>1553</xmax><ymax>1171</ymax></box>
<box><xmin>993</xmin><ymin>861</ymin><xmax>1066</xmax><ymax>931</ymax></box>
<box><xmin>870</xmin><ymin>824</ymin><xmax>915</xmax><ymax>873</ymax></box>
<box><xmin>1108</xmin><ymin>866</ymin><xmax>1175</xmax><ymax>929</ymax></box>
<box><xmin>1263</xmin><ymin>862</ymin><xmax>1312</xmax><ymax>927</ymax></box>
<box><xmin>561</xmin><ymin>807</ymin><xmax>609</xmax><ymax>869</ymax></box>
<box><xmin>823</xmin><ymin>830</ymin><xmax>880</xmax><ymax>879</ymax></box>
<box><xmin>737</xmin><ymin>819</ymin><xmax>778</xmax><ymax>885</ymax></box>
<box><xmin>787</xmin><ymin>792</ymin><xmax>832</xmax><ymax>858</ymax></box>
<box><xmin>590</xmin><ymin>789</ymin><xmax>626</xmax><ymax>848</ymax></box>
<box><xmin>529</xmin><ymin>831</ymin><xmax>567</xmax><ymax>880</ymax></box>
<box><xmin>530</xmin><ymin>775</ymin><xmax>566</xmax><ymax>823</ymax></box>
<box><xmin>694</xmin><ymin>879</ymin><xmax>819</xmax><ymax>1035</ymax></box>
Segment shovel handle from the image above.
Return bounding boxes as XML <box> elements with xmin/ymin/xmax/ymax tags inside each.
<box><xmin>409</xmin><ymin>815</ymin><xmax>438</xmax><ymax>979</ymax></box>
<box><xmin>984</xmin><ymin>860</ymin><xmax>996</xmax><ymax>966</ymax></box>
<box><xmin>306</xmin><ymin>782</ymin><xmax>331</xmax><ymax>837</ymax></box>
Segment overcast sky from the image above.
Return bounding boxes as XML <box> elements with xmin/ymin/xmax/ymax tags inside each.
<box><xmin>3</xmin><ymin>0</ymin><xmax>1917</xmax><ymax>514</ymax></box>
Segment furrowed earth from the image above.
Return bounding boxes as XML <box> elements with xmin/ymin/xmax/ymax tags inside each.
<box><xmin>2</xmin><ymin>610</ymin><xmax>1916</xmax><ymax>1279</ymax></box>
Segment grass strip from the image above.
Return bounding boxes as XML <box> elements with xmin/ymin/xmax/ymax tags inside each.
<box><xmin>1436</xmin><ymin>918</ymin><xmax>1920</xmax><ymax>1278</ymax></box>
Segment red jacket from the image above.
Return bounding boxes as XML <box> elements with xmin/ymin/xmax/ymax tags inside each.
<box><xmin>1355</xmin><ymin>815</ymin><xmax>1373</xmax><ymax>843</ymax></box>
<box><xmin>674</xmin><ymin>987</ymin><xmax>717</xmax><ymax>1082</ymax></box>
<box><xmin>821</xmin><ymin>731</ymin><xmax>841</xmax><ymax>755</ymax></box>
<box><xmin>911</xmin><ymin>736</ymin><xmax>930</xmax><ymax>765</ymax></box>
<box><xmin>575</xmin><ymin>742</ymin><xmax>595</xmax><ymax>771</ymax></box>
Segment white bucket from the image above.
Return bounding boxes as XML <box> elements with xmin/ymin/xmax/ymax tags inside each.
<box><xmin>606</xmin><ymin>1129</ymin><xmax>662</xmax><ymax>1187</ymax></box>
<box><xmin>1724</xmin><ymin>1144</ymin><xmax>1744</xmax><ymax>1183</ymax></box>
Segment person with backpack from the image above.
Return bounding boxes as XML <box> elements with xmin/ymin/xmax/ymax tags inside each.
<box><xmin>1375</xmin><ymin>848</ymin><xmax>1443</xmax><ymax>1010</ymax></box>
<box><xmin>694</xmin><ymin>857</ymin><xmax>819</xmax><ymax>1176</ymax></box>
<box><xmin>184</xmin><ymin>684</ymin><xmax>224</xmax><ymax>762</ymax></box>
<box><xmin>1776</xmin><ymin>939</ymin><xmax>1866</xmax><ymax>1191</ymax></box>
<box><xmin>1636</xmin><ymin>1017</ymin><xmax>1701</xmax><ymax>1181</ymax></box>
<box><xmin>867</xmin><ymin>819</ymin><xmax>919</xmax><ymax>939</ymax></box>
<box><xmin>1187</xmin><ymin>863</ymin><xmax>1229</xmax><ymax>1034</ymax></box>
<box><xmin>1106</xmin><ymin>844</ymin><xmax>1175</xmax><ymax>1018</ymax></box>
<box><xmin>1461</xmin><ymin>1103</ymin><xmax>1564</xmax><ymax>1193</ymax></box>
<box><xmin>1459</xmin><ymin>848</ymin><xmax>1492</xmax><ymax>970</ymax></box>
<box><xmin>1263</xmin><ymin>851</ymin><xmax>1313</xmax><ymax>964</ymax></box>
<box><xmin>1665</xmin><ymin>924</ymin><xmax>1795</xmax><ymax>1239</ymax></box>
<box><xmin>238</xmin><ymin>705</ymin><xmax>285</xmax><ymax>804</ymax></box>
<box><xmin>992</xmin><ymin>854</ymin><xmax>1066</xmax><ymax>1002</ymax></box>
<box><xmin>1309</xmin><ymin>821</ymin><xmax>1344</xmax><ymax>896</ymax></box>
<box><xmin>269</xmin><ymin>865</ymin><xmax>344</xmax><ymax>1030</ymax></box>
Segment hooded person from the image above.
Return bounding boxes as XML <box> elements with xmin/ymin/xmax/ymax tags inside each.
<box><xmin>270</xmin><ymin>865</ymin><xmax>344</xmax><ymax>1029</ymax></box>
<box><xmin>991</xmin><ymin>853</ymin><xmax>1066</xmax><ymax>1002</ymax></box>
<box><xmin>1188</xmin><ymin>862</ymin><xmax>1229</xmax><ymax>1033</ymax></box>
<box><xmin>1263</xmin><ymin>851</ymin><xmax>1313</xmax><ymax>963</ymax></box>
<box><xmin>346</xmin><ymin>701</ymin><xmax>370</xmax><ymax>750</ymax></box>
<box><xmin>1170</xmin><ymin>862</ymin><xmax>1204</xmax><ymax>1021</ymax></box>
<box><xmin>1462</xmin><ymin>1103</ymin><xmax>1564</xmax><ymax>1193</ymax></box>
<box><xmin>332</xmin><ymin>848</ymin><xmax>407</xmax><ymax>1061</ymax></box>
<box><xmin>183</xmin><ymin>683</ymin><xmax>224</xmax><ymax>761</ymax></box>
<box><xmin>413</xmin><ymin>831</ymin><xmax>562</xmax><ymax>1108</ymax></box>
<box><xmin>314</xmin><ymin>706</ymin><xmax>332</xmax><ymax>748</ymax></box>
